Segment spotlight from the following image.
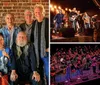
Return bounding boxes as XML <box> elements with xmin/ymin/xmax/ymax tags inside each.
<box><xmin>50</xmin><ymin>4</ymin><xmax>53</xmax><ymax>8</ymax></box>
<box><xmin>65</xmin><ymin>8</ymin><xmax>68</xmax><ymax>11</ymax></box>
<box><xmin>54</xmin><ymin>5</ymin><xmax>57</xmax><ymax>9</ymax></box>
<box><xmin>56</xmin><ymin>9</ymin><xmax>59</xmax><ymax>13</ymax></box>
<box><xmin>51</xmin><ymin>8</ymin><xmax>54</xmax><ymax>12</ymax></box>
<box><xmin>58</xmin><ymin>6</ymin><xmax>61</xmax><ymax>9</ymax></box>
<box><xmin>69</xmin><ymin>9</ymin><xmax>71</xmax><ymax>12</ymax></box>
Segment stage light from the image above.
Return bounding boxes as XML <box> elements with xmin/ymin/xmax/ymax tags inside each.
<box><xmin>62</xmin><ymin>9</ymin><xmax>65</xmax><ymax>14</ymax></box>
<box><xmin>58</xmin><ymin>6</ymin><xmax>61</xmax><ymax>9</ymax></box>
<box><xmin>51</xmin><ymin>8</ymin><xmax>54</xmax><ymax>12</ymax></box>
<box><xmin>54</xmin><ymin>5</ymin><xmax>57</xmax><ymax>9</ymax></box>
<box><xmin>65</xmin><ymin>8</ymin><xmax>68</xmax><ymax>11</ymax></box>
<box><xmin>50</xmin><ymin>4</ymin><xmax>53</xmax><ymax>8</ymax></box>
<box><xmin>69</xmin><ymin>9</ymin><xmax>71</xmax><ymax>12</ymax></box>
<box><xmin>56</xmin><ymin>9</ymin><xmax>59</xmax><ymax>13</ymax></box>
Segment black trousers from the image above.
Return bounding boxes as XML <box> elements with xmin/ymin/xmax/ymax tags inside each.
<box><xmin>37</xmin><ymin>56</ymin><xmax>46</xmax><ymax>85</ymax></box>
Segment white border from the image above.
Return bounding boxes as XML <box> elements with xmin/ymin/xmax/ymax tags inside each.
<box><xmin>49</xmin><ymin>0</ymin><xmax>50</xmax><ymax>85</ymax></box>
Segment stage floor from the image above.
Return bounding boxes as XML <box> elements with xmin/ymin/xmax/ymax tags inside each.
<box><xmin>51</xmin><ymin>35</ymin><xmax>93</xmax><ymax>42</ymax></box>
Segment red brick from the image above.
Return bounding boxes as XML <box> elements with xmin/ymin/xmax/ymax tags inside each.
<box><xmin>3</xmin><ymin>2</ymin><xmax>9</xmax><ymax>6</ymax></box>
<box><xmin>3</xmin><ymin>7</ymin><xmax>12</xmax><ymax>9</ymax></box>
<box><xmin>32</xmin><ymin>0</ymin><xmax>40</xmax><ymax>2</ymax></box>
<box><xmin>0</xmin><ymin>1</ymin><xmax>49</xmax><ymax>26</ymax></box>
<box><xmin>1</xmin><ymin>0</ymin><xmax>10</xmax><ymax>2</ymax></box>
<box><xmin>23</xmin><ymin>3</ymin><xmax>31</xmax><ymax>6</ymax></box>
<box><xmin>19</xmin><ymin>0</ymin><xmax>29</xmax><ymax>2</ymax></box>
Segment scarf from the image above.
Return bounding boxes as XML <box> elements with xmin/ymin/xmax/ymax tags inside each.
<box><xmin>34</xmin><ymin>18</ymin><xmax>46</xmax><ymax>68</ymax></box>
<box><xmin>16</xmin><ymin>44</ymin><xmax>29</xmax><ymax>60</ymax></box>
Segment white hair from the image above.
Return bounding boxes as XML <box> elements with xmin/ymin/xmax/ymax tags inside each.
<box><xmin>34</xmin><ymin>4</ymin><xmax>45</xmax><ymax>16</ymax></box>
<box><xmin>24</xmin><ymin>9</ymin><xmax>33</xmax><ymax>15</ymax></box>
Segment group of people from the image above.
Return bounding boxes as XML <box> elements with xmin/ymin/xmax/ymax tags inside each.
<box><xmin>0</xmin><ymin>4</ymin><xmax>49</xmax><ymax>85</ymax></box>
<box><xmin>51</xmin><ymin>45</ymin><xmax>100</xmax><ymax>83</ymax></box>
<box><xmin>53</xmin><ymin>7</ymin><xmax>99</xmax><ymax>35</ymax></box>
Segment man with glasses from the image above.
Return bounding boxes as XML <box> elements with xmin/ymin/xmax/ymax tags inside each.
<box><xmin>20</xmin><ymin>10</ymin><xmax>33</xmax><ymax>42</ymax></box>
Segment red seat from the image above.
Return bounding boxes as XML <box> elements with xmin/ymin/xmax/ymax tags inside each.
<box><xmin>0</xmin><ymin>75</ymin><xmax>8</xmax><ymax>85</ymax></box>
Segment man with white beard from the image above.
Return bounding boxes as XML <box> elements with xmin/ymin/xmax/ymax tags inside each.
<box><xmin>10</xmin><ymin>31</ymin><xmax>40</xmax><ymax>85</ymax></box>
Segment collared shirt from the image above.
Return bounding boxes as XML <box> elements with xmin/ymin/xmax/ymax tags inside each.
<box><xmin>0</xmin><ymin>25</ymin><xmax>21</xmax><ymax>48</ymax></box>
<box><xmin>9</xmin><ymin>27</ymin><xmax>14</xmax><ymax>48</ymax></box>
<box><xmin>25</xmin><ymin>23</ymin><xmax>32</xmax><ymax>42</ymax></box>
<box><xmin>20</xmin><ymin>22</ymin><xmax>33</xmax><ymax>43</ymax></box>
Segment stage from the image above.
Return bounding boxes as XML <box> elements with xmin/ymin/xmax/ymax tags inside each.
<box><xmin>51</xmin><ymin>35</ymin><xmax>93</xmax><ymax>42</ymax></box>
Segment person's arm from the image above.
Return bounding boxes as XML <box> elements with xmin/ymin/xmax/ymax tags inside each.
<box><xmin>29</xmin><ymin>43</ymin><xmax>40</xmax><ymax>81</ymax></box>
<box><xmin>29</xmin><ymin>43</ymin><xmax>37</xmax><ymax>72</ymax></box>
<box><xmin>11</xmin><ymin>44</ymin><xmax>16</xmax><ymax>71</ymax></box>
<box><xmin>53</xmin><ymin>14</ymin><xmax>57</xmax><ymax>23</ymax></box>
<box><xmin>10</xmin><ymin>70</ymin><xmax>18</xmax><ymax>81</ymax></box>
<box><xmin>10</xmin><ymin>45</ymin><xmax>18</xmax><ymax>81</ymax></box>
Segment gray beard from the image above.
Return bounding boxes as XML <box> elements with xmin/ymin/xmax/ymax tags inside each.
<box><xmin>16</xmin><ymin>41</ymin><xmax>27</xmax><ymax>47</ymax></box>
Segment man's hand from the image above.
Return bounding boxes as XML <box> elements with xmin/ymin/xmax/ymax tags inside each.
<box><xmin>32</xmin><ymin>71</ymin><xmax>40</xmax><ymax>82</ymax></box>
<box><xmin>46</xmin><ymin>48</ymin><xmax>49</xmax><ymax>52</ymax></box>
<box><xmin>10</xmin><ymin>70</ymin><xmax>18</xmax><ymax>81</ymax></box>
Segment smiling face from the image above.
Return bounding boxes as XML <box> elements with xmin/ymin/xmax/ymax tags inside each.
<box><xmin>34</xmin><ymin>7</ymin><xmax>44</xmax><ymax>21</ymax></box>
<box><xmin>5</xmin><ymin>14</ymin><xmax>14</xmax><ymax>26</ymax></box>
<box><xmin>24</xmin><ymin>10</ymin><xmax>32</xmax><ymax>24</ymax></box>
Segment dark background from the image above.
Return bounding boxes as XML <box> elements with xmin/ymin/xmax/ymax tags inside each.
<box><xmin>50</xmin><ymin>0</ymin><xmax>100</xmax><ymax>24</ymax></box>
<box><xmin>51</xmin><ymin>0</ymin><xmax>100</xmax><ymax>14</ymax></box>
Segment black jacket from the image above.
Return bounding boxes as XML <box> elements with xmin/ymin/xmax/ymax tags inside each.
<box><xmin>30</xmin><ymin>18</ymin><xmax>49</xmax><ymax>49</ymax></box>
<box><xmin>11</xmin><ymin>43</ymin><xmax>37</xmax><ymax>75</ymax></box>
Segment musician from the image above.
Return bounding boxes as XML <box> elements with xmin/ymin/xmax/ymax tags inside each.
<box><xmin>69</xmin><ymin>8</ymin><xmax>78</xmax><ymax>32</ymax></box>
<box><xmin>53</xmin><ymin>9</ymin><xmax>64</xmax><ymax>31</ymax></box>
<box><xmin>82</xmin><ymin>12</ymin><xmax>91</xmax><ymax>29</ymax></box>
<box><xmin>76</xmin><ymin>11</ymin><xmax>84</xmax><ymax>34</ymax></box>
<box><xmin>91</xmin><ymin>14</ymin><xmax>98</xmax><ymax>29</ymax></box>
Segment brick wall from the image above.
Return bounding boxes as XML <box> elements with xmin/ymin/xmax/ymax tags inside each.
<box><xmin>0</xmin><ymin>0</ymin><xmax>49</xmax><ymax>27</ymax></box>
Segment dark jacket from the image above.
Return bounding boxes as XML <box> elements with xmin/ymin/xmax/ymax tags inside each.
<box><xmin>31</xmin><ymin>18</ymin><xmax>49</xmax><ymax>49</ymax></box>
<box><xmin>20</xmin><ymin>22</ymin><xmax>33</xmax><ymax>32</ymax></box>
<box><xmin>53</xmin><ymin>13</ymin><xmax>64</xmax><ymax>23</ymax></box>
<box><xmin>11</xmin><ymin>43</ymin><xmax>37</xmax><ymax>75</ymax></box>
